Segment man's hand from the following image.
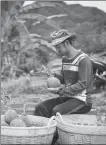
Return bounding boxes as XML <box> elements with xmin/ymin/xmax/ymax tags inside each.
<box><xmin>47</xmin><ymin>87</ymin><xmax>61</xmax><ymax>94</ymax></box>
<box><xmin>47</xmin><ymin>85</ymin><xmax>68</xmax><ymax>95</ymax></box>
<box><xmin>57</xmin><ymin>85</ymin><xmax>68</xmax><ymax>95</ymax></box>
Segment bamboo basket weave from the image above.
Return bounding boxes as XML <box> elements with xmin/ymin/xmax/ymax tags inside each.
<box><xmin>1</xmin><ymin>115</ymin><xmax>56</xmax><ymax>144</ymax></box>
<box><xmin>56</xmin><ymin>112</ymin><xmax>106</xmax><ymax>144</ymax></box>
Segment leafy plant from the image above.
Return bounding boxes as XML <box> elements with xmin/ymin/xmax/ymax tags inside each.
<box><xmin>1</xmin><ymin>1</ymin><xmax>106</xmax><ymax>80</ymax></box>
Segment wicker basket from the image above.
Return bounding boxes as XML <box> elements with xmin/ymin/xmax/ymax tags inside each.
<box><xmin>1</xmin><ymin>115</ymin><xmax>56</xmax><ymax>144</ymax></box>
<box><xmin>56</xmin><ymin>112</ymin><xmax>106</xmax><ymax>144</ymax></box>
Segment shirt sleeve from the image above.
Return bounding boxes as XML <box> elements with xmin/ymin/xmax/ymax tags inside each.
<box><xmin>65</xmin><ymin>57</ymin><xmax>93</xmax><ymax>95</ymax></box>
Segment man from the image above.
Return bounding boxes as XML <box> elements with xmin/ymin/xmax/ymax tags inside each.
<box><xmin>34</xmin><ymin>29</ymin><xmax>94</xmax><ymax>118</ymax></box>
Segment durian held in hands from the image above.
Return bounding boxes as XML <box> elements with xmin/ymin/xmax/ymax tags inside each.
<box><xmin>42</xmin><ymin>65</ymin><xmax>61</xmax><ymax>93</ymax></box>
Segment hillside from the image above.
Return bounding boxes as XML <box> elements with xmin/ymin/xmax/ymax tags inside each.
<box><xmin>19</xmin><ymin>1</ymin><xmax>106</xmax><ymax>53</ymax></box>
<box><xmin>1</xmin><ymin>1</ymin><xmax>106</xmax><ymax>78</ymax></box>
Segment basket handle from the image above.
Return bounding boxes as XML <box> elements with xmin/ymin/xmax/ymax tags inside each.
<box><xmin>47</xmin><ymin>116</ymin><xmax>56</xmax><ymax>128</ymax></box>
<box><xmin>56</xmin><ymin>112</ymin><xmax>65</xmax><ymax>124</ymax></box>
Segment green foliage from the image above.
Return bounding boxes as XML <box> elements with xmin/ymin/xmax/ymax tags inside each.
<box><xmin>1</xmin><ymin>1</ymin><xmax>106</xmax><ymax>80</ymax></box>
<box><xmin>1</xmin><ymin>76</ymin><xmax>48</xmax><ymax>98</ymax></box>
<box><xmin>20</xmin><ymin>2</ymin><xmax>106</xmax><ymax>54</ymax></box>
<box><xmin>16</xmin><ymin>40</ymin><xmax>56</xmax><ymax>73</ymax></box>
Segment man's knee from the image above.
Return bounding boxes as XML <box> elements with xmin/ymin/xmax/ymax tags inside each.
<box><xmin>34</xmin><ymin>103</ymin><xmax>43</xmax><ymax>115</ymax></box>
<box><xmin>34</xmin><ymin>102</ymin><xmax>51</xmax><ymax>117</ymax></box>
<box><xmin>52</xmin><ymin>106</ymin><xmax>60</xmax><ymax>116</ymax></box>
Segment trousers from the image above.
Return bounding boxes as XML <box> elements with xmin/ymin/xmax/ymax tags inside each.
<box><xmin>34</xmin><ymin>96</ymin><xmax>92</xmax><ymax>118</ymax></box>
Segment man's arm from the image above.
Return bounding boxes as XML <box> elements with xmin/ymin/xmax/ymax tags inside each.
<box><xmin>65</xmin><ymin>57</ymin><xmax>93</xmax><ymax>95</ymax></box>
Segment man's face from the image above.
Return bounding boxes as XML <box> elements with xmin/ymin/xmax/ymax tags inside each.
<box><xmin>55</xmin><ymin>42</ymin><xmax>68</xmax><ymax>56</ymax></box>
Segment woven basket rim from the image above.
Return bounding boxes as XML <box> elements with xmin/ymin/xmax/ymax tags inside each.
<box><xmin>57</xmin><ymin>120</ymin><xmax>106</xmax><ymax>135</ymax></box>
<box><xmin>57</xmin><ymin>120</ymin><xmax>106</xmax><ymax>128</ymax></box>
<box><xmin>57</xmin><ymin>118</ymin><xmax>106</xmax><ymax>127</ymax></box>
<box><xmin>56</xmin><ymin>113</ymin><xmax>106</xmax><ymax>135</ymax></box>
<box><xmin>1</xmin><ymin>115</ymin><xmax>57</xmax><ymax>130</ymax></box>
<box><xmin>1</xmin><ymin>121</ymin><xmax>56</xmax><ymax>130</ymax></box>
<box><xmin>56</xmin><ymin>114</ymin><xmax>106</xmax><ymax>127</ymax></box>
<box><xmin>57</xmin><ymin>125</ymin><xmax>106</xmax><ymax>136</ymax></box>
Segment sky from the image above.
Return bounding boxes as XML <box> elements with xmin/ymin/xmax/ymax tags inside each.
<box><xmin>23</xmin><ymin>1</ymin><xmax>106</xmax><ymax>13</ymax></box>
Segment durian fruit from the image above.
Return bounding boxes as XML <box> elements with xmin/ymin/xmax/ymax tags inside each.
<box><xmin>5</xmin><ymin>109</ymin><xmax>18</xmax><ymax>125</ymax></box>
<box><xmin>42</xmin><ymin>65</ymin><xmax>61</xmax><ymax>88</ymax></box>
<box><xmin>19</xmin><ymin>104</ymin><xmax>32</xmax><ymax>127</ymax></box>
<box><xmin>10</xmin><ymin>118</ymin><xmax>26</xmax><ymax>127</ymax></box>
<box><xmin>1</xmin><ymin>121</ymin><xmax>9</xmax><ymax>126</ymax></box>
<box><xmin>4</xmin><ymin>96</ymin><xmax>18</xmax><ymax>124</ymax></box>
<box><xmin>46</xmin><ymin>76</ymin><xmax>61</xmax><ymax>88</ymax></box>
<box><xmin>31</xmin><ymin>122</ymin><xmax>44</xmax><ymax>127</ymax></box>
